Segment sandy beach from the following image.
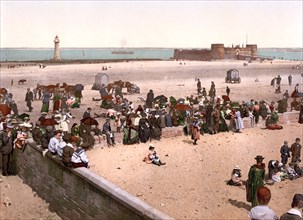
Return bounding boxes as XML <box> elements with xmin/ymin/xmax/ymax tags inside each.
<box><xmin>0</xmin><ymin>60</ymin><xmax>303</xmax><ymax>219</ymax></box>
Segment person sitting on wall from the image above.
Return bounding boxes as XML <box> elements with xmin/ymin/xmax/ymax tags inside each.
<box><xmin>62</xmin><ymin>133</ymin><xmax>75</xmax><ymax>167</ymax></box>
<box><xmin>71</xmin><ymin>143</ymin><xmax>89</xmax><ymax>168</ymax></box>
<box><xmin>45</xmin><ymin>130</ymin><xmax>63</xmax><ymax>157</ymax></box>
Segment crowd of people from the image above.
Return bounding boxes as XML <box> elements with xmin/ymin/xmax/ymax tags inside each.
<box><xmin>227</xmin><ymin>152</ymin><xmax>303</xmax><ymax>219</ymax></box>
<box><xmin>0</xmin><ymin>73</ymin><xmax>302</xmax><ymax>219</ymax></box>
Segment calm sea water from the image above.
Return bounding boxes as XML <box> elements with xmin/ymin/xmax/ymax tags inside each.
<box><xmin>0</xmin><ymin>48</ymin><xmax>302</xmax><ymax>62</ymax></box>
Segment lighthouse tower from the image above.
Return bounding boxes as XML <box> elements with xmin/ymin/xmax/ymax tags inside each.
<box><xmin>53</xmin><ymin>35</ymin><xmax>61</xmax><ymax>60</ymax></box>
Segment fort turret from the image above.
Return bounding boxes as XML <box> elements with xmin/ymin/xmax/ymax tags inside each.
<box><xmin>53</xmin><ymin>35</ymin><xmax>61</xmax><ymax>60</ymax></box>
<box><xmin>211</xmin><ymin>44</ymin><xmax>225</xmax><ymax>60</ymax></box>
<box><xmin>246</xmin><ymin>44</ymin><xmax>258</xmax><ymax>58</ymax></box>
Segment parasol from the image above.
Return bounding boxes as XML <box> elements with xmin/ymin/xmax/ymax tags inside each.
<box><xmin>154</xmin><ymin>95</ymin><xmax>168</xmax><ymax>104</ymax></box>
<box><xmin>18</xmin><ymin>113</ymin><xmax>30</xmax><ymax>120</ymax></box>
<box><xmin>74</xmin><ymin>84</ymin><xmax>84</xmax><ymax>92</ymax></box>
<box><xmin>102</xmin><ymin>94</ymin><xmax>113</xmax><ymax>101</ymax></box>
<box><xmin>40</xmin><ymin>118</ymin><xmax>57</xmax><ymax>126</ymax></box>
<box><xmin>81</xmin><ymin>117</ymin><xmax>99</xmax><ymax>126</ymax></box>
<box><xmin>0</xmin><ymin>104</ymin><xmax>11</xmax><ymax>116</ymax></box>
<box><xmin>222</xmin><ymin>95</ymin><xmax>230</xmax><ymax>102</ymax></box>
<box><xmin>175</xmin><ymin>103</ymin><xmax>191</xmax><ymax>111</ymax></box>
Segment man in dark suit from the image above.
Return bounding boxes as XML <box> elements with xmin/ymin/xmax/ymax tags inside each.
<box><xmin>25</xmin><ymin>88</ymin><xmax>34</xmax><ymax>112</ymax></box>
<box><xmin>102</xmin><ymin>118</ymin><xmax>115</xmax><ymax>147</ymax></box>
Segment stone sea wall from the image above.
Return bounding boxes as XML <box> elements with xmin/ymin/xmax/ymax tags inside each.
<box><xmin>15</xmin><ymin>141</ymin><xmax>173</xmax><ymax>220</ymax></box>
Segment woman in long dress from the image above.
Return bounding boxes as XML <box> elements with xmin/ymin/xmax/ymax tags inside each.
<box><xmin>246</xmin><ymin>155</ymin><xmax>265</xmax><ymax>207</ymax></box>
<box><xmin>235</xmin><ymin>107</ymin><xmax>244</xmax><ymax>133</ymax></box>
<box><xmin>191</xmin><ymin>119</ymin><xmax>200</xmax><ymax>145</ymax></box>
<box><xmin>299</xmin><ymin>99</ymin><xmax>303</xmax><ymax>124</ymax></box>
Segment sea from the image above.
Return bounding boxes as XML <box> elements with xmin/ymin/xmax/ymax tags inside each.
<box><xmin>0</xmin><ymin>48</ymin><xmax>302</xmax><ymax>62</ymax></box>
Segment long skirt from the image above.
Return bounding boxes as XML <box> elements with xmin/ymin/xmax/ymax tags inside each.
<box><xmin>53</xmin><ymin>100</ymin><xmax>61</xmax><ymax>112</ymax></box>
<box><xmin>123</xmin><ymin>127</ymin><xmax>139</xmax><ymax>145</ymax></box>
<box><xmin>41</xmin><ymin>102</ymin><xmax>49</xmax><ymax>113</ymax></box>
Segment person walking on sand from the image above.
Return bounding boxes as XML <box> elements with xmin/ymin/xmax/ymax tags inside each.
<box><xmin>246</xmin><ymin>155</ymin><xmax>266</xmax><ymax>207</ymax></box>
<box><xmin>191</xmin><ymin>118</ymin><xmax>200</xmax><ymax>145</ymax></box>
<box><xmin>146</xmin><ymin>89</ymin><xmax>154</xmax><ymax>109</ymax></box>
<box><xmin>288</xmin><ymin>74</ymin><xmax>292</xmax><ymax>86</ymax></box>
<box><xmin>226</xmin><ymin>86</ymin><xmax>230</xmax><ymax>96</ymax></box>
<box><xmin>290</xmin><ymin>138</ymin><xmax>302</xmax><ymax>163</ymax></box>
<box><xmin>197</xmin><ymin>78</ymin><xmax>202</xmax><ymax>95</ymax></box>
<box><xmin>280</xmin><ymin>141</ymin><xmax>291</xmax><ymax>168</ymax></box>
<box><xmin>25</xmin><ymin>88</ymin><xmax>34</xmax><ymax>112</ymax></box>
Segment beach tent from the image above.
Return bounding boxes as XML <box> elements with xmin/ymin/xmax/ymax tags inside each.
<box><xmin>92</xmin><ymin>72</ymin><xmax>109</xmax><ymax>90</ymax></box>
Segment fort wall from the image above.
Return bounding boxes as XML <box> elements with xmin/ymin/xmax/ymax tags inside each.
<box><xmin>173</xmin><ymin>49</ymin><xmax>211</xmax><ymax>61</ymax></box>
<box><xmin>173</xmin><ymin>43</ymin><xmax>258</xmax><ymax>61</ymax></box>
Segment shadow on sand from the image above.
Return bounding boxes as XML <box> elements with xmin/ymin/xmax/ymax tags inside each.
<box><xmin>228</xmin><ymin>199</ymin><xmax>251</xmax><ymax>211</ymax></box>
<box><xmin>182</xmin><ymin>139</ymin><xmax>193</xmax><ymax>145</ymax></box>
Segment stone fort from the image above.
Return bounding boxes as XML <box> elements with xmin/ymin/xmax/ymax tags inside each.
<box><xmin>173</xmin><ymin>43</ymin><xmax>258</xmax><ymax>61</ymax></box>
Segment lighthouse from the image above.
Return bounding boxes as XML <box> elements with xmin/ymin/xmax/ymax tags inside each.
<box><xmin>53</xmin><ymin>35</ymin><xmax>61</xmax><ymax>60</ymax></box>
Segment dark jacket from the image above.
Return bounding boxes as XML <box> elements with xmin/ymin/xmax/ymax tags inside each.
<box><xmin>1</xmin><ymin>131</ymin><xmax>13</xmax><ymax>155</ymax></box>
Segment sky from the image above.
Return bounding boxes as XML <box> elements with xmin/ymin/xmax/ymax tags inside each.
<box><xmin>0</xmin><ymin>1</ymin><xmax>302</xmax><ymax>48</ymax></box>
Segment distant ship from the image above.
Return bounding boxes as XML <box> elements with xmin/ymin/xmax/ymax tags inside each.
<box><xmin>111</xmin><ymin>50</ymin><xmax>134</xmax><ymax>55</ymax></box>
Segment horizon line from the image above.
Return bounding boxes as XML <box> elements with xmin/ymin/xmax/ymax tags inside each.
<box><xmin>1</xmin><ymin>46</ymin><xmax>302</xmax><ymax>49</ymax></box>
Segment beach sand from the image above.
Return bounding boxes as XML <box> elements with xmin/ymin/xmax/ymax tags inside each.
<box><xmin>0</xmin><ymin>60</ymin><xmax>302</xmax><ymax>219</ymax></box>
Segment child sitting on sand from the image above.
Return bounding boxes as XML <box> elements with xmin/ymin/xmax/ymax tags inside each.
<box><xmin>143</xmin><ymin>145</ymin><xmax>166</xmax><ymax>166</ymax></box>
<box><xmin>227</xmin><ymin>166</ymin><xmax>245</xmax><ymax>188</ymax></box>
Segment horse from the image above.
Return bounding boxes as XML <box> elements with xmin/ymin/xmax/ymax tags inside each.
<box><xmin>18</xmin><ymin>79</ymin><xmax>27</xmax><ymax>85</ymax></box>
<box><xmin>36</xmin><ymin>83</ymin><xmax>60</xmax><ymax>94</ymax></box>
<box><xmin>60</xmin><ymin>83</ymin><xmax>75</xmax><ymax>95</ymax></box>
<box><xmin>107</xmin><ymin>80</ymin><xmax>123</xmax><ymax>93</ymax></box>
<box><xmin>107</xmin><ymin>80</ymin><xmax>133</xmax><ymax>93</ymax></box>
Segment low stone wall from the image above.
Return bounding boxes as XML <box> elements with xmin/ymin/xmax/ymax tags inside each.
<box><xmin>161</xmin><ymin>111</ymin><xmax>300</xmax><ymax>138</ymax></box>
<box><xmin>15</xmin><ymin>141</ymin><xmax>173</xmax><ymax>220</ymax></box>
<box><xmin>242</xmin><ymin>111</ymin><xmax>299</xmax><ymax>128</ymax></box>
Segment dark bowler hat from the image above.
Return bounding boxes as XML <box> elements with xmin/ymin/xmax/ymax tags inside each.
<box><xmin>149</xmin><ymin>144</ymin><xmax>155</xmax><ymax>150</ymax></box>
<box><xmin>255</xmin><ymin>155</ymin><xmax>265</xmax><ymax>160</ymax></box>
<box><xmin>81</xmin><ymin>142</ymin><xmax>91</xmax><ymax>149</ymax></box>
<box><xmin>53</xmin><ymin>130</ymin><xmax>63</xmax><ymax>135</ymax></box>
